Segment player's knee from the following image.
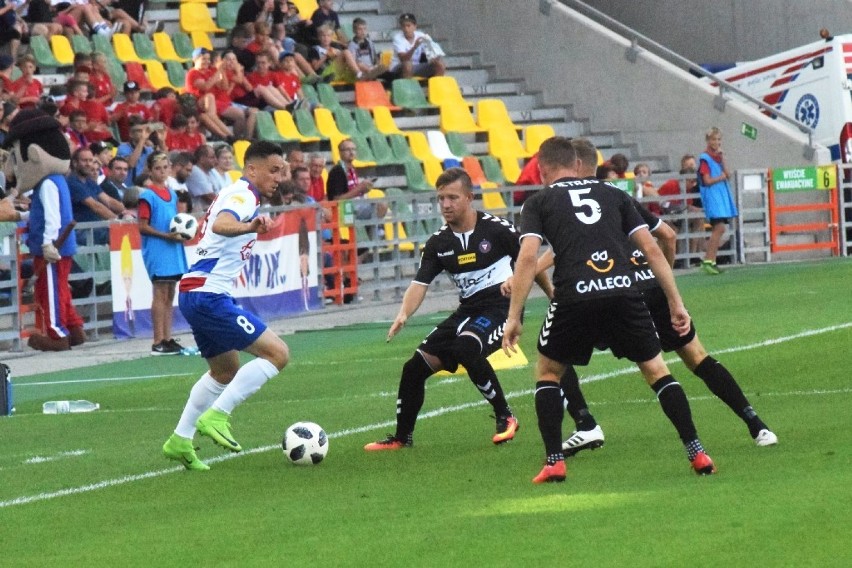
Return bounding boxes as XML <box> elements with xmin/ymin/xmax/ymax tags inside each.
<box><xmin>402</xmin><ymin>352</ymin><xmax>433</xmax><ymax>384</ymax></box>
<box><xmin>451</xmin><ymin>334</ymin><xmax>483</xmax><ymax>368</ymax></box>
<box><xmin>269</xmin><ymin>342</ymin><xmax>289</xmax><ymax>370</ymax></box>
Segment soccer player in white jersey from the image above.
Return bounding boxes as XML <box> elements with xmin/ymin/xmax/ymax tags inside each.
<box><xmin>162</xmin><ymin>141</ymin><xmax>288</xmax><ymax>471</ymax></box>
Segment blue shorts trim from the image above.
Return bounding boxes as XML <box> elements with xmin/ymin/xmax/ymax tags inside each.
<box><xmin>179</xmin><ymin>291</ymin><xmax>267</xmax><ymax>359</ymax></box>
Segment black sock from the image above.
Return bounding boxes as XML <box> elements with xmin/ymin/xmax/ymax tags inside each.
<box><xmin>693</xmin><ymin>356</ymin><xmax>768</xmax><ymax>438</ymax></box>
<box><xmin>454</xmin><ymin>335</ymin><xmax>511</xmax><ymax>416</ymax></box>
<box><xmin>535</xmin><ymin>381</ymin><xmax>564</xmax><ymax>459</ymax></box>
<box><xmin>651</xmin><ymin>375</ymin><xmax>701</xmax><ymax>450</ymax></box>
<box><xmin>395</xmin><ymin>353</ymin><xmax>433</xmax><ymax>439</ymax></box>
<box><xmin>560</xmin><ymin>365</ymin><xmax>597</xmax><ymax>431</ymax></box>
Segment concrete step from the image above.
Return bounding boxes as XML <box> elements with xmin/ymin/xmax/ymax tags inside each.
<box><xmin>459</xmin><ymin>81</ymin><xmax>523</xmax><ymax>97</ymax></box>
<box><xmin>338</xmin><ymin>1</ymin><xmax>382</xmax><ymax>14</ymax></box>
<box><xmin>509</xmin><ymin>108</ymin><xmax>568</xmax><ymax>124</ymax></box>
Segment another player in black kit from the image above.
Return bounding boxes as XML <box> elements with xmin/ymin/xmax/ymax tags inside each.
<box><xmin>365</xmin><ymin>168</ymin><xmax>551</xmax><ymax>451</ymax></box>
<box><xmin>503</xmin><ymin>137</ymin><xmax>716</xmax><ymax>483</ymax></box>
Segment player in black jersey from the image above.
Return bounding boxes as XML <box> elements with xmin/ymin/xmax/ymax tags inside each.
<box><xmin>549</xmin><ymin>138</ymin><xmax>777</xmax><ymax>455</ymax></box>
<box><xmin>503</xmin><ymin>136</ymin><xmax>716</xmax><ymax>483</ymax></box>
<box><xmin>364</xmin><ymin>168</ymin><xmax>552</xmax><ymax>451</ymax></box>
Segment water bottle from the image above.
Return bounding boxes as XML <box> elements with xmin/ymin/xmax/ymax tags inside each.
<box><xmin>42</xmin><ymin>400</ymin><xmax>100</xmax><ymax>414</ymax></box>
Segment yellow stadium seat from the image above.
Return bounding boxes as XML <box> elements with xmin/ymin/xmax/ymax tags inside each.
<box><xmin>274</xmin><ymin>110</ymin><xmax>321</xmax><ymax>143</ymax></box>
<box><xmin>113</xmin><ymin>33</ymin><xmax>149</xmax><ymax>64</ymax></box>
<box><xmin>380</xmin><ymin>50</ymin><xmax>392</xmax><ymax>68</ymax></box>
<box><xmin>372</xmin><ymin>106</ymin><xmax>404</xmax><ymax>135</ymax></box>
<box><xmin>481</xmin><ymin>190</ymin><xmax>508</xmax><ymax>212</ymax></box>
<box><xmin>292</xmin><ymin>0</ymin><xmax>318</xmax><ymax>17</ymax></box>
<box><xmin>476</xmin><ymin>99</ymin><xmax>519</xmax><ymax>130</ymax></box>
<box><xmin>191</xmin><ymin>31</ymin><xmax>214</xmax><ymax>51</ymax></box>
<box><xmin>315</xmin><ymin>108</ymin><xmax>376</xmax><ymax>166</ymax></box>
<box><xmin>488</xmin><ymin>126</ymin><xmax>532</xmax><ymax>160</ymax></box>
<box><xmin>499</xmin><ymin>156</ymin><xmax>522</xmax><ymax>182</ymax></box>
<box><xmin>524</xmin><ymin>124</ymin><xmax>556</xmax><ymax>155</ymax></box>
<box><xmin>233</xmin><ymin>139</ymin><xmax>250</xmax><ymax>168</ymax></box>
<box><xmin>428</xmin><ymin>76</ymin><xmax>472</xmax><ymax>108</ymax></box>
<box><xmin>406</xmin><ymin>131</ymin><xmax>444</xmax><ymax>179</ymax></box>
<box><xmin>152</xmin><ymin>32</ymin><xmax>189</xmax><ymax>63</ymax></box>
<box><xmin>144</xmin><ymin>60</ymin><xmax>182</xmax><ymax>92</ymax></box>
<box><xmin>439</xmin><ymin>103</ymin><xmax>483</xmax><ymax>134</ymax></box>
<box><xmin>180</xmin><ymin>4</ymin><xmax>225</xmax><ymax>34</ymax></box>
<box><xmin>50</xmin><ymin>35</ymin><xmax>75</xmax><ymax>66</ymax></box>
<box><xmin>227</xmin><ymin>169</ymin><xmax>242</xmax><ymax>182</ymax></box>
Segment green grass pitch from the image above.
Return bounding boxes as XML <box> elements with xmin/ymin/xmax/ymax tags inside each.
<box><xmin>1</xmin><ymin>259</ymin><xmax>851</xmax><ymax>566</ymax></box>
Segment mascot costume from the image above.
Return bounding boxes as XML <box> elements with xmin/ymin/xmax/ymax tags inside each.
<box><xmin>4</xmin><ymin>109</ymin><xmax>86</xmax><ymax>351</ymax></box>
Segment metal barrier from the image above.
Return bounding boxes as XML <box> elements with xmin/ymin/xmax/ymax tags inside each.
<box><xmin>319</xmin><ymin>201</ymin><xmax>359</xmax><ymax>305</ymax></box>
<box><xmin>735</xmin><ymin>169</ymin><xmax>772</xmax><ymax>263</ymax></box>
<box><xmin>839</xmin><ymin>164</ymin><xmax>852</xmax><ymax>256</ymax></box>
<box><xmin>767</xmin><ymin>166</ymin><xmax>840</xmax><ymax>256</ymax></box>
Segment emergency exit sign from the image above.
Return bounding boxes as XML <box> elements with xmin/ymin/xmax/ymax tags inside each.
<box><xmin>741</xmin><ymin>122</ymin><xmax>758</xmax><ymax>140</ymax></box>
<box><xmin>770</xmin><ymin>166</ymin><xmax>837</xmax><ymax>192</ymax></box>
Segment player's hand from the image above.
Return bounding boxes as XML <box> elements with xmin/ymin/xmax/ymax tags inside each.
<box><xmin>670</xmin><ymin>302</ymin><xmax>691</xmax><ymax>336</ymax></box>
<box><xmin>501</xmin><ymin>317</ymin><xmax>522</xmax><ymax>356</ymax></box>
<box><xmin>387</xmin><ymin>314</ymin><xmax>406</xmax><ymax>342</ymax></box>
<box><xmin>42</xmin><ymin>242</ymin><xmax>61</xmax><ymax>263</ymax></box>
<box><xmin>168</xmin><ymin>232</ymin><xmax>188</xmax><ymax>242</ymax></box>
<box><xmin>251</xmin><ymin>215</ymin><xmax>273</xmax><ymax>234</ymax></box>
<box><xmin>500</xmin><ymin>277</ymin><xmax>513</xmax><ymax>297</ymax></box>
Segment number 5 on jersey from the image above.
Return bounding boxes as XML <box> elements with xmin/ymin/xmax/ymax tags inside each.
<box><xmin>568</xmin><ymin>189</ymin><xmax>602</xmax><ymax>224</ymax></box>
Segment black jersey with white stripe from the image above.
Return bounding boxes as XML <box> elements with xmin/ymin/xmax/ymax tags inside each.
<box><xmin>626</xmin><ymin>197</ymin><xmax>663</xmax><ymax>291</ymax></box>
<box><xmin>414</xmin><ymin>211</ymin><xmax>520</xmax><ymax>307</ymax></box>
<box><xmin>520</xmin><ymin>177</ymin><xmax>647</xmax><ymax>302</ymax></box>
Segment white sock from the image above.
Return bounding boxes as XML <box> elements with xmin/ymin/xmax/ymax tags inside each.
<box><xmin>174</xmin><ymin>373</ymin><xmax>225</xmax><ymax>439</ymax></box>
<box><xmin>212</xmin><ymin>358</ymin><xmax>279</xmax><ymax>415</ymax></box>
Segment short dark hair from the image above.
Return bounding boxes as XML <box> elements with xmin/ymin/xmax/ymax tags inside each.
<box><xmin>538</xmin><ymin>136</ymin><xmax>577</xmax><ymax>170</ymax></box>
<box><xmin>291</xmin><ymin>166</ymin><xmax>309</xmax><ymax>179</ymax></box>
<box><xmin>193</xmin><ymin>144</ymin><xmax>213</xmax><ymax>162</ymax></box>
<box><xmin>352</xmin><ymin>17</ymin><xmax>366</xmax><ymax>26</ymax></box>
<box><xmin>171</xmin><ymin>114</ymin><xmax>189</xmax><ymax>129</ymax></box>
<box><xmin>71</xmin><ymin>146</ymin><xmax>92</xmax><ymax>163</ymax></box>
<box><xmin>435</xmin><ymin>167</ymin><xmax>472</xmax><ymax>192</ymax></box>
<box><xmin>171</xmin><ymin>151</ymin><xmax>194</xmax><ymax>167</ymax></box>
<box><xmin>244</xmin><ymin>140</ymin><xmax>284</xmax><ymax>164</ymax></box>
<box><xmin>595</xmin><ymin>164</ymin><xmax>616</xmax><ymax>180</ymax></box>
<box><xmin>609</xmin><ymin>153</ymin><xmax>629</xmax><ymax>174</ymax></box>
<box><xmin>570</xmin><ymin>138</ymin><xmax>598</xmax><ymax>170</ymax></box>
<box><xmin>69</xmin><ymin>109</ymin><xmax>87</xmax><ymax>122</ymax></box>
<box><xmin>108</xmin><ymin>156</ymin><xmax>129</xmax><ymax>169</ymax></box>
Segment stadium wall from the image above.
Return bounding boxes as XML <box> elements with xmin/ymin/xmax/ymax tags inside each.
<box><xmin>384</xmin><ymin>0</ymin><xmax>827</xmax><ymax>169</ymax></box>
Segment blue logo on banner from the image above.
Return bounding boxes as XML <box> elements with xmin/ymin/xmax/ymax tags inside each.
<box><xmin>795</xmin><ymin>94</ymin><xmax>820</xmax><ymax>128</ymax></box>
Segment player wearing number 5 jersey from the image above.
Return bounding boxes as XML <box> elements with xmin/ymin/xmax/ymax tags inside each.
<box><xmin>502</xmin><ymin>137</ymin><xmax>716</xmax><ymax>484</ymax></box>
<box><xmin>162</xmin><ymin>141</ymin><xmax>290</xmax><ymax>471</ymax></box>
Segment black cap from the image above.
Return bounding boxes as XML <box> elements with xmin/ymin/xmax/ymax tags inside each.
<box><xmin>3</xmin><ymin>108</ymin><xmax>62</xmax><ymax>149</ymax></box>
<box><xmin>399</xmin><ymin>13</ymin><xmax>416</xmax><ymax>24</ymax></box>
<box><xmin>123</xmin><ymin>80</ymin><xmax>140</xmax><ymax>92</ymax></box>
<box><xmin>0</xmin><ymin>55</ymin><xmax>13</xmax><ymax>71</ymax></box>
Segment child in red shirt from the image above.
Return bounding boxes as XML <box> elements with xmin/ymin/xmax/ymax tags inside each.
<box><xmin>90</xmin><ymin>52</ymin><xmax>118</xmax><ymax>106</ymax></box>
<box><xmin>60</xmin><ymin>80</ymin><xmax>114</xmax><ymax>143</ymax></box>
<box><xmin>151</xmin><ymin>87</ymin><xmax>179</xmax><ymax>128</ymax></box>
<box><xmin>166</xmin><ymin>114</ymin><xmax>207</xmax><ymax>151</ymax></box>
<box><xmin>113</xmin><ymin>81</ymin><xmax>153</xmax><ymax>141</ymax></box>
<box><xmin>246</xmin><ymin>52</ymin><xmax>293</xmax><ymax>110</ymax></box>
<box><xmin>8</xmin><ymin>55</ymin><xmax>43</xmax><ymax>109</ymax></box>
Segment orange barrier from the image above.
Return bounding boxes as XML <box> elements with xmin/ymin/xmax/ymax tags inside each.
<box><xmin>15</xmin><ymin>228</ymin><xmax>40</xmax><ymax>340</ymax></box>
<box><xmin>320</xmin><ymin>201</ymin><xmax>359</xmax><ymax>305</ymax></box>
<box><xmin>768</xmin><ymin>165</ymin><xmax>840</xmax><ymax>255</ymax></box>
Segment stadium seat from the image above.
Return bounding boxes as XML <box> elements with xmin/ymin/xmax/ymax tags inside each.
<box><xmin>132</xmin><ymin>33</ymin><xmax>160</xmax><ymax>63</ymax></box>
<box><xmin>227</xmin><ymin>169</ymin><xmax>242</xmax><ymax>182</ymax></box>
<box><xmin>113</xmin><ymin>33</ymin><xmax>149</xmax><ymax>64</ymax></box>
<box><xmin>316</xmin><ymin>82</ymin><xmax>343</xmax><ymax>112</ymax></box>
<box><xmin>191</xmin><ymin>31</ymin><xmax>215</xmax><ymax>51</ymax></box>
<box><xmin>391</xmin><ymin>78</ymin><xmax>436</xmax><ymax>111</ymax></box>
<box><xmin>50</xmin><ymin>35</ymin><xmax>75</xmax><ymax>66</ymax></box>
<box><xmin>273</xmin><ymin>110</ymin><xmax>321</xmax><ymax>143</ymax></box>
<box><xmin>445</xmin><ymin>132</ymin><xmax>472</xmax><ymax>157</ymax></box>
<box><xmin>292</xmin><ymin>0</ymin><xmax>318</xmax><ymax>15</ymax></box>
<box><xmin>216</xmin><ymin>1</ymin><xmax>240</xmax><ymax>29</ymax></box>
<box><xmin>499</xmin><ymin>156</ymin><xmax>522</xmax><ymax>181</ymax></box>
<box><xmin>406</xmin><ymin>131</ymin><xmax>444</xmax><ymax>177</ymax></box>
<box><xmin>389</xmin><ymin>134</ymin><xmax>416</xmax><ymax>163</ymax></box>
<box><xmin>332</xmin><ymin>108</ymin><xmax>359</xmax><ymax>137</ymax></box>
<box><xmin>70</xmin><ymin>35</ymin><xmax>92</xmax><ymax>55</ymax></box>
<box><xmin>353</xmin><ymin>108</ymin><xmax>380</xmax><ymax>137</ymax></box>
<box><xmin>255</xmin><ymin>110</ymin><xmax>288</xmax><ymax>142</ymax></box>
<box><xmin>524</xmin><ymin>124</ymin><xmax>556</xmax><ymax>154</ymax></box>
<box><xmin>180</xmin><ymin>4</ymin><xmax>225</xmax><ymax>33</ymax></box>
<box><xmin>385</xmin><ymin>186</ymin><xmax>431</xmax><ymax>240</ymax></box>
<box><xmin>462</xmin><ymin>156</ymin><xmax>497</xmax><ymax>189</ymax></box>
<box><xmin>403</xmin><ymin>161</ymin><xmax>434</xmax><ymax>192</ymax></box>
<box><xmin>355</xmin><ymin>81</ymin><xmax>400</xmax><ymax>111</ymax></box>
<box><xmin>144</xmin><ymin>60</ymin><xmax>182</xmax><ymax>91</ymax></box>
<box><xmin>479</xmin><ymin>155</ymin><xmax>507</xmax><ymax>185</ymax></box>
<box><xmin>153</xmin><ymin>32</ymin><xmax>189</xmax><ymax>63</ymax></box>
<box><xmin>233</xmin><ymin>139</ymin><xmax>250</xmax><ymax>168</ymax></box>
<box><xmin>171</xmin><ymin>32</ymin><xmax>195</xmax><ymax>60</ymax></box>
<box><xmin>30</xmin><ymin>35</ymin><xmax>62</xmax><ymax>68</ymax></box>
<box><xmin>476</xmin><ymin>99</ymin><xmax>520</xmax><ymax>131</ymax></box>
<box><xmin>166</xmin><ymin>61</ymin><xmax>188</xmax><ymax>89</ymax></box>
<box><xmin>426</xmin><ymin>131</ymin><xmax>460</xmax><ymax>163</ymax></box>
<box><xmin>299</xmin><ymin>83</ymin><xmax>320</xmax><ymax>106</ymax></box>
<box><xmin>367</xmin><ymin>133</ymin><xmax>397</xmax><ymax>165</ymax></box>
<box><xmin>314</xmin><ymin>107</ymin><xmax>349</xmax><ymax>147</ymax></box>
<box><xmin>105</xmin><ymin>56</ymin><xmax>127</xmax><ymax>87</ymax></box>
<box><xmin>293</xmin><ymin>108</ymin><xmax>326</xmax><ymax>140</ymax></box>
<box><xmin>428</xmin><ymin>76</ymin><xmax>472</xmax><ymax>108</ymax></box>
<box><xmin>350</xmin><ymin>134</ymin><xmax>381</xmax><ymax>166</ymax></box>
<box><xmin>439</xmin><ymin>103</ymin><xmax>483</xmax><ymax>134</ymax></box>
<box><xmin>488</xmin><ymin>126</ymin><xmax>532</xmax><ymax>160</ymax></box>
<box><xmin>91</xmin><ymin>34</ymin><xmax>118</xmax><ymax>61</ymax></box>
<box><xmin>124</xmin><ymin>62</ymin><xmax>154</xmax><ymax>92</ymax></box>
<box><xmin>372</xmin><ymin>106</ymin><xmax>404</xmax><ymax>135</ymax></box>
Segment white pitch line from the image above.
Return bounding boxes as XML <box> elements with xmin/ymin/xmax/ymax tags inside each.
<box><xmin>23</xmin><ymin>450</ymin><xmax>89</xmax><ymax>465</ymax></box>
<box><xmin>1</xmin><ymin>321</ymin><xmax>849</xmax><ymax>509</ymax></box>
<box><xmin>16</xmin><ymin>374</ymin><xmax>192</xmax><ymax>387</ymax></box>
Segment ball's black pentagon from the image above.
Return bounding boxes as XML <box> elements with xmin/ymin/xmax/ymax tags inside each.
<box><xmin>310</xmin><ymin>452</ymin><xmax>325</xmax><ymax>464</ymax></box>
<box><xmin>289</xmin><ymin>444</ymin><xmax>306</xmax><ymax>461</ymax></box>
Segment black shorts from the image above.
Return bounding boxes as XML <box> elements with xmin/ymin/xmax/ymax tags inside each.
<box><xmin>419</xmin><ymin>305</ymin><xmax>508</xmax><ymax>372</ymax></box>
<box><xmin>708</xmin><ymin>218</ymin><xmax>729</xmax><ymax>225</ymax></box>
<box><xmin>151</xmin><ymin>274</ymin><xmax>183</xmax><ymax>282</ymax></box>
<box><xmin>538</xmin><ymin>294</ymin><xmax>660</xmax><ymax>365</ymax></box>
<box><xmin>642</xmin><ymin>287</ymin><xmax>697</xmax><ymax>352</ymax></box>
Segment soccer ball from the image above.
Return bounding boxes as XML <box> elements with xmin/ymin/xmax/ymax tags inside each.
<box><xmin>169</xmin><ymin>213</ymin><xmax>197</xmax><ymax>240</ymax></box>
<box><xmin>282</xmin><ymin>422</ymin><xmax>328</xmax><ymax>465</ymax></box>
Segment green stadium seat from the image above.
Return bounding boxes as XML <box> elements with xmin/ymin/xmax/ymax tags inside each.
<box><xmin>316</xmin><ymin>83</ymin><xmax>343</xmax><ymax>112</ymax></box>
<box><xmin>351</xmin><ymin>134</ymin><xmax>383</xmax><ymax>165</ymax></box>
<box><xmin>216</xmin><ymin>1</ymin><xmax>241</xmax><ymax>30</ymax></box>
<box><xmin>255</xmin><ymin>110</ymin><xmax>287</xmax><ymax>142</ymax></box>
<box><xmin>299</xmin><ymin>83</ymin><xmax>320</xmax><ymax>106</ymax></box>
<box><xmin>171</xmin><ymin>32</ymin><xmax>195</xmax><ymax>60</ymax></box>
<box><xmin>479</xmin><ymin>155</ymin><xmax>507</xmax><ymax>185</ymax></box>
<box><xmin>403</xmin><ymin>160</ymin><xmax>434</xmax><ymax>192</ymax></box>
<box><xmin>91</xmin><ymin>34</ymin><xmax>118</xmax><ymax>61</ymax></box>
<box><xmin>105</xmin><ymin>55</ymin><xmax>127</xmax><ymax>87</ymax></box>
<box><xmin>30</xmin><ymin>35</ymin><xmax>62</xmax><ymax>68</ymax></box>
<box><xmin>389</xmin><ymin>134</ymin><xmax>416</xmax><ymax>163</ymax></box>
<box><xmin>294</xmin><ymin>108</ymin><xmax>326</xmax><ymax>140</ymax></box>
<box><xmin>445</xmin><ymin>132</ymin><xmax>472</xmax><ymax>157</ymax></box>
<box><xmin>132</xmin><ymin>33</ymin><xmax>160</xmax><ymax>62</ymax></box>
<box><xmin>353</xmin><ymin>108</ymin><xmax>380</xmax><ymax>137</ymax></box>
<box><xmin>367</xmin><ymin>134</ymin><xmax>396</xmax><ymax>165</ymax></box>
<box><xmin>332</xmin><ymin>108</ymin><xmax>358</xmax><ymax>137</ymax></box>
<box><xmin>166</xmin><ymin>61</ymin><xmax>187</xmax><ymax>89</ymax></box>
<box><xmin>392</xmin><ymin>78</ymin><xmax>437</xmax><ymax>111</ymax></box>
<box><xmin>71</xmin><ymin>35</ymin><xmax>93</xmax><ymax>55</ymax></box>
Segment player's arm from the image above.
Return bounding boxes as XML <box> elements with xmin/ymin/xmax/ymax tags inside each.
<box><xmin>212</xmin><ymin>210</ymin><xmax>272</xmax><ymax>236</ymax></box>
<box><xmin>387</xmin><ymin>282</ymin><xmax>428</xmax><ymax>342</ymax></box>
<box><xmin>137</xmin><ymin>217</ymin><xmax>186</xmax><ymax>242</ymax></box>
<box><xmin>503</xmin><ymin>236</ymin><xmax>540</xmax><ymax>355</ymax></box>
<box><xmin>650</xmin><ymin>221</ymin><xmax>677</xmax><ymax>268</ymax></box>
<box><xmin>631</xmin><ymin>227</ymin><xmax>690</xmax><ymax>335</ymax></box>
<box><xmin>533</xmin><ymin>250</ymin><xmax>555</xmax><ymax>300</ymax></box>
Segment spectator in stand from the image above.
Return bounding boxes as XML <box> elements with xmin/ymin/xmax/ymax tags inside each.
<box><xmin>186</xmin><ymin>144</ymin><xmax>217</xmax><ymax>212</ymax></box>
<box><xmin>287</xmin><ymin>148</ymin><xmax>304</xmax><ymax>171</ymax></box>
<box><xmin>229</xmin><ymin>24</ymin><xmax>258</xmax><ymax>72</ymax></box>
<box><xmin>90</xmin><ymin>52</ymin><xmax>118</xmax><ymax>106</ymax></box>
<box><xmin>246</xmin><ymin>51</ymin><xmax>297</xmax><ymax>110</ymax></box>
<box><xmin>277</xmin><ymin>51</ymin><xmax>317</xmax><ymax>109</ymax></box>
<box><xmin>116</xmin><ymin>116</ymin><xmax>164</xmax><ymax>186</ymax></box>
<box><xmin>327</xmin><ymin>138</ymin><xmax>386</xmax><ymax>220</ymax></box>
<box><xmin>67</xmin><ymin>146</ymin><xmax>125</xmax><ymax>245</ymax></box>
<box><xmin>120</xmin><ymin>185</ymin><xmax>139</xmax><ymax>219</ymax></box>
<box><xmin>609</xmin><ymin>153</ymin><xmax>632</xmax><ymax>179</ymax></box>
<box><xmin>59</xmin><ymin>80</ymin><xmax>114</xmax><ymax>143</ymax></box>
<box><xmin>246</xmin><ymin>20</ymin><xmax>285</xmax><ymax>61</ymax></box>
<box><xmin>657</xmin><ymin>154</ymin><xmax>705</xmax><ymax>264</ymax></box>
<box><xmin>24</xmin><ymin>0</ymin><xmax>64</xmax><ymax>39</ymax></box>
<box><xmin>307</xmin><ymin>152</ymin><xmax>326</xmax><ymax>201</ymax></box>
<box><xmin>90</xmin><ymin>140</ymin><xmax>113</xmax><ymax>183</ymax></box>
<box><xmin>95</xmin><ymin>0</ymin><xmax>149</xmax><ymax>36</ymax></box>
<box><xmin>8</xmin><ymin>55</ymin><xmax>43</xmax><ymax>110</ymax></box>
<box><xmin>100</xmin><ymin>155</ymin><xmax>130</xmax><ymax>201</ymax></box>
<box><xmin>185</xmin><ymin>47</ymin><xmax>255</xmax><ymax>141</ymax></box>
<box><xmin>0</xmin><ymin>54</ymin><xmax>14</xmax><ymax>95</ymax></box>
<box><xmin>236</xmin><ymin>0</ymin><xmax>282</xmax><ymax>35</ymax></box>
<box><xmin>0</xmin><ymin>0</ymin><xmax>22</xmax><ymax>61</ymax></box>
<box><xmin>166</xmin><ymin>114</ymin><xmax>206</xmax><ymax>152</ymax></box>
<box><xmin>633</xmin><ymin>162</ymin><xmax>659</xmax><ymax>213</ymax></box>
<box><xmin>596</xmin><ymin>162</ymin><xmax>618</xmax><ymax>180</ymax></box>
<box><xmin>210</xmin><ymin>144</ymin><xmax>235</xmax><ymax>193</ymax></box>
<box><xmin>514</xmin><ymin>153</ymin><xmax>541</xmax><ymax>206</ymax></box>
<box><xmin>348</xmin><ymin>18</ymin><xmax>390</xmax><ymax>83</ymax></box>
<box><xmin>57</xmin><ymin>0</ymin><xmax>117</xmax><ymax>37</ymax></box>
<box><xmin>697</xmin><ymin>127</ymin><xmax>737</xmax><ymax>275</ymax></box>
<box><xmin>309</xmin><ymin>24</ymin><xmax>364</xmax><ymax>82</ymax></box>
<box><xmin>137</xmin><ymin>151</ymin><xmax>189</xmax><ymax>355</ymax></box>
<box><xmin>65</xmin><ymin>110</ymin><xmax>90</xmax><ymax>152</ymax></box>
<box><xmin>166</xmin><ymin>150</ymin><xmax>192</xmax><ymax>195</ymax></box>
<box><xmin>151</xmin><ymin>87</ymin><xmax>179</xmax><ymax>128</ymax></box>
<box><xmin>309</xmin><ymin>0</ymin><xmax>346</xmax><ymax>44</ymax></box>
<box><xmin>113</xmin><ymin>81</ymin><xmax>153</xmax><ymax>142</ymax></box>
<box><xmin>390</xmin><ymin>13</ymin><xmax>445</xmax><ymax>79</ymax></box>
<box><xmin>0</xmin><ymin>100</ymin><xmax>18</xmax><ymax>147</ymax></box>
<box><xmin>283</xmin><ymin>1</ymin><xmax>310</xmax><ymax>47</ymax></box>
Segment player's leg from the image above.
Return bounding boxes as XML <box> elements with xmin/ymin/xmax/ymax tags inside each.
<box><xmin>678</xmin><ymin>337</ymin><xmax>777</xmax><ymax>445</ymax></box>
<box><xmin>702</xmin><ymin>219</ymin><xmax>726</xmax><ymax>274</ymax></box>
<box><xmin>162</xmin><ymin>280</ymin><xmax>177</xmax><ymax>344</ymax></box>
<box><xmin>150</xmin><ymin>280</ymin><xmax>170</xmax><ymax>349</ymax></box>
<box><xmin>532</xmin><ymin>354</ymin><xmax>567</xmax><ymax>483</ymax></box>
<box><xmin>560</xmin><ymin>365</ymin><xmax>605</xmax><ymax>455</ymax></box>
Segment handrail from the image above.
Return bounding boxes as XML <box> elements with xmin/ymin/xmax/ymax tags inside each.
<box><xmin>556</xmin><ymin>0</ymin><xmax>816</xmax><ymax>149</ymax></box>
